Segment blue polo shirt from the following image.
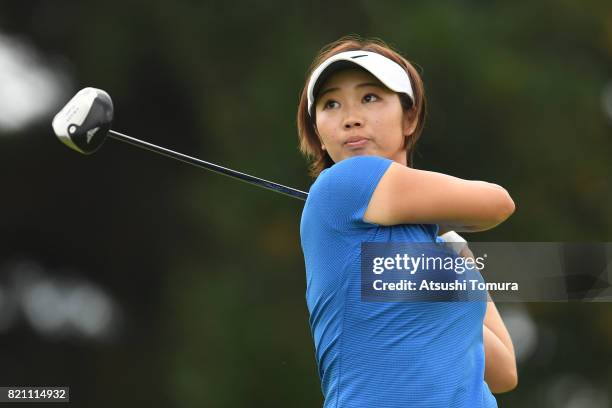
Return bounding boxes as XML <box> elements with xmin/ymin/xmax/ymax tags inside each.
<box><xmin>300</xmin><ymin>155</ymin><xmax>497</xmax><ymax>408</ymax></box>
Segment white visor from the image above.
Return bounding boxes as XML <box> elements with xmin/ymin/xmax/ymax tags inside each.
<box><xmin>307</xmin><ymin>50</ymin><xmax>414</xmax><ymax>117</ymax></box>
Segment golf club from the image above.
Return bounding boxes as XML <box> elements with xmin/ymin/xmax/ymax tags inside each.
<box><xmin>51</xmin><ymin>87</ymin><xmax>308</xmax><ymax>201</ymax></box>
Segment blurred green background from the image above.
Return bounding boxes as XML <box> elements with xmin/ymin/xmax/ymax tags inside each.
<box><xmin>0</xmin><ymin>0</ymin><xmax>610</xmax><ymax>406</ymax></box>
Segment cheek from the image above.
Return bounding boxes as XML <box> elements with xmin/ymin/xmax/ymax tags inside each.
<box><xmin>377</xmin><ymin>111</ymin><xmax>405</xmax><ymax>140</ymax></box>
<box><xmin>315</xmin><ymin>116</ymin><xmax>336</xmax><ymax>141</ymax></box>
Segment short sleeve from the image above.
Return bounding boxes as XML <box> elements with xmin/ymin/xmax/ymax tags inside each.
<box><xmin>313</xmin><ymin>155</ymin><xmax>393</xmax><ymax>230</ymax></box>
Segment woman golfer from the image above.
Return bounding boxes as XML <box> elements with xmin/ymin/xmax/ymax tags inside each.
<box><xmin>298</xmin><ymin>36</ymin><xmax>517</xmax><ymax>408</ymax></box>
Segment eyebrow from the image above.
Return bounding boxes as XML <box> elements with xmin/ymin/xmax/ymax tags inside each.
<box><xmin>317</xmin><ymin>82</ymin><xmax>385</xmax><ymax>99</ymax></box>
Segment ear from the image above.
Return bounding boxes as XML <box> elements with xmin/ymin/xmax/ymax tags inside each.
<box><xmin>402</xmin><ymin>109</ymin><xmax>418</xmax><ymax>137</ymax></box>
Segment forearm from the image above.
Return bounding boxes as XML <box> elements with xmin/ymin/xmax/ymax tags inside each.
<box><xmin>437</xmin><ymin>183</ymin><xmax>514</xmax><ymax>234</ymax></box>
<box><xmin>438</xmin><ymin>224</ymin><xmax>493</xmax><ymax>234</ymax></box>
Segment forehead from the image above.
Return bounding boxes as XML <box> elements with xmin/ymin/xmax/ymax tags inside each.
<box><xmin>318</xmin><ymin>67</ymin><xmax>386</xmax><ymax>92</ymax></box>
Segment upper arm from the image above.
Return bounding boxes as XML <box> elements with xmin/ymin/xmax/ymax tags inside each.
<box><xmin>483</xmin><ymin>299</ymin><xmax>518</xmax><ymax>393</ymax></box>
<box><xmin>363</xmin><ymin>162</ymin><xmax>515</xmax><ymax>231</ymax></box>
<box><xmin>460</xmin><ymin>248</ymin><xmax>518</xmax><ymax>393</ymax></box>
<box><xmin>483</xmin><ymin>298</ymin><xmax>516</xmax><ymax>357</ymax></box>
<box><xmin>483</xmin><ymin>324</ymin><xmax>518</xmax><ymax>393</ymax></box>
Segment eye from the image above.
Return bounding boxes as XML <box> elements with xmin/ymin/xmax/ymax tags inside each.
<box><xmin>363</xmin><ymin>93</ymin><xmax>379</xmax><ymax>103</ymax></box>
<box><xmin>323</xmin><ymin>100</ymin><xmax>339</xmax><ymax>110</ymax></box>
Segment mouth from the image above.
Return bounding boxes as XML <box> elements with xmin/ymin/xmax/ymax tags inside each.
<box><xmin>344</xmin><ymin>137</ymin><xmax>369</xmax><ymax>148</ymax></box>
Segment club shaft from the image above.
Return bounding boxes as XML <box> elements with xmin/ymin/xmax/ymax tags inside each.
<box><xmin>108</xmin><ymin>130</ymin><xmax>308</xmax><ymax>201</ymax></box>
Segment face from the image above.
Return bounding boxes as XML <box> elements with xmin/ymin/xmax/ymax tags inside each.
<box><xmin>314</xmin><ymin>68</ymin><xmax>415</xmax><ymax>165</ymax></box>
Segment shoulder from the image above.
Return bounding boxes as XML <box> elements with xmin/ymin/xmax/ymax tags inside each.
<box><xmin>305</xmin><ymin>156</ymin><xmax>392</xmax><ymax>205</ymax></box>
<box><xmin>324</xmin><ymin>155</ymin><xmax>393</xmax><ymax>178</ymax></box>
<box><xmin>313</xmin><ymin>155</ymin><xmax>393</xmax><ymax>192</ymax></box>
<box><xmin>303</xmin><ymin>155</ymin><xmax>395</xmax><ymax>230</ymax></box>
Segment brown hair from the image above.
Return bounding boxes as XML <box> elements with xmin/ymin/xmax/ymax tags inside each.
<box><xmin>297</xmin><ymin>35</ymin><xmax>427</xmax><ymax>178</ymax></box>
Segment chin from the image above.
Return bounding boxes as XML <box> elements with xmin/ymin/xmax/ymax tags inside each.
<box><xmin>349</xmin><ymin>150</ymin><xmax>377</xmax><ymax>157</ymax></box>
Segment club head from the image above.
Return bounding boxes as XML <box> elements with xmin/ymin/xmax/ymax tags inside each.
<box><xmin>52</xmin><ymin>87</ymin><xmax>114</xmax><ymax>154</ymax></box>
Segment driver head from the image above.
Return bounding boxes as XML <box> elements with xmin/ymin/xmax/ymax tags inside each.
<box><xmin>52</xmin><ymin>87</ymin><xmax>114</xmax><ymax>154</ymax></box>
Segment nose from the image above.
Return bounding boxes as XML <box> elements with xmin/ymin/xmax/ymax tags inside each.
<box><xmin>343</xmin><ymin>113</ymin><xmax>363</xmax><ymax>129</ymax></box>
<box><xmin>344</xmin><ymin>119</ymin><xmax>362</xmax><ymax>129</ymax></box>
<box><xmin>342</xmin><ymin>102</ymin><xmax>365</xmax><ymax>129</ymax></box>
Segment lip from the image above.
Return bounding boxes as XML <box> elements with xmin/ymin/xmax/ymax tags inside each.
<box><xmin>344</xmin><ymin>137</ymin><xmax>369</xmax><ymax>148</ymax></box>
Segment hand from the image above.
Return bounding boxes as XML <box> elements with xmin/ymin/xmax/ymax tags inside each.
<box><xmin>459</xmin><ymin>245</ymin><xmax>475</xmax><ymax>260</ymax></box>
